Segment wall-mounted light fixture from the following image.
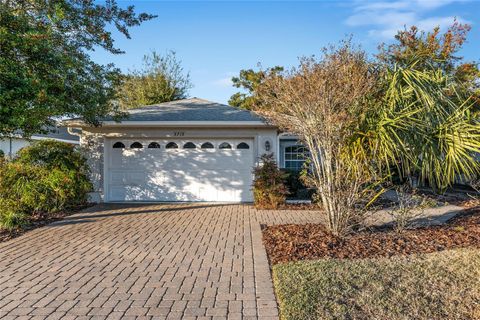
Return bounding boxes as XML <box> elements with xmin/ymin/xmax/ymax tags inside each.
<box><xmin>264</xmin><ymin>140</ymin><xmax>271</xmax><ymax>151</ymax></box>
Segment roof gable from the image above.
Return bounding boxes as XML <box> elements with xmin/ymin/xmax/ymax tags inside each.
<box><xmin>109</xmin><ymin>98</ymin><xmax>264</xmax><ymax>122</ymax></box>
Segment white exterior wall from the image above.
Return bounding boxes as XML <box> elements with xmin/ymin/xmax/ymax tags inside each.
<box><xmin>0</xmin><ymin>137</ymin><xmax>79</xmax><ymax>158</ymax></box>
<box><xmin>0</xmin><ymin>138</ymin><xmax>32</xmax><ymax>158</ymax></box>
<box><xmin>80</xmin><ymin>125</ymin><xmax>278</xmax><ymax>203</ymax></box>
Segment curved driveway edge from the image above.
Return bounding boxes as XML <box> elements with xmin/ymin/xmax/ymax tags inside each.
<box><xmin>0</xmin><ymin>204</ymin><xmax>322</xmax><ymax>320</ymax></box>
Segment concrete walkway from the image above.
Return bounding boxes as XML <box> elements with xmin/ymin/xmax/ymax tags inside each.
<box><xmin>0</xmin><ymin>204</ymin><xmax>322</xmax><ymax>320</ymax></box>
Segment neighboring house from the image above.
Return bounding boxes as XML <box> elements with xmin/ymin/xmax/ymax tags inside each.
<box><xmin>0</xmin><ymin>126</ymin><xmax>80</xmax><ymax>158</ymax></box>
<box><xmin>64</xmin><ymin>98</ymin><xmax>306</xmax><ymax>203</ymax></box>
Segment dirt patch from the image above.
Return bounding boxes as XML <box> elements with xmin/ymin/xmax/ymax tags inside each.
<box><xmin>0</xmin><ymin>204</ymin><xmax>93</xmax><ymax>243</ymax></box>
<box><xmin>263</xmin><ymin>206</ymin><xmax>480</xmax><ymax>264</ymax></box>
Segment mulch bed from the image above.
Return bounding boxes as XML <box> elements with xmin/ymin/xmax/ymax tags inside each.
<box><xmin>0</xmin><ymin>204</ymin><xmax>93</xmax><ymax>243</ymax></box>
<box><xmin>263</xmin><ymin>206</ymin><xmax>480</xmax><ymax>265</ymax></box>
<box><xmin>255</xmin><ymin>203</ymin><xmax>320</xmax><ymax>211</ymax></box>
<box><xmin>277</xmin><ymin>203</ymin><xmax>319</xmax><ymax>210</ymax></box>
<box><xmin>456</xmin><ymin>198</ymin><xmax>480</xmax><ymax>208</ymax></box>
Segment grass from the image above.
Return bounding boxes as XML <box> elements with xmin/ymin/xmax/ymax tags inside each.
<box><xmin>272</xmin><ymin>248</ymin><xmax>480</xmax><ymax>320</ymax></box>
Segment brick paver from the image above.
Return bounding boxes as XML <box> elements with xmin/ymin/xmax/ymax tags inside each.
<box><xmin>0</xmin><ymin>204</ymin><xmax>322</xmax><ymax>319</ymax></box>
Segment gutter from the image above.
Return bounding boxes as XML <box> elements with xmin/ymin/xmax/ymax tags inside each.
<box><xmin>30</xmin><ymin>136</ymin><xmax>80</xmax><ymax>144</ymax></box>
<box><xmin>62</xmin><ymin>120</ymin><xmax>274</xmax><ymax>128</ymax></box>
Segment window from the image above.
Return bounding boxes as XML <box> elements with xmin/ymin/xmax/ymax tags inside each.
<box><xmin>237</xmin><ymin>142</ymin><xmax>250</xmax><ymax>149</ymax></box>
<box><xmin>166</xmin><ymin>142</ymin><xmax>178</xmax><ymax>149</ymax></box>
<box><xmin>183</xmin><ymin>142</ymin><xmax>196</xmax><ymax>149</ymax></box>
<box><xmin>112</xmin><ymin>142</ymin><xmax>125</xmax><ymax>149</ymax></box>
<box><xmin>284</xmin><ymin>145</ymin><xmax>307</xmax><ymax>171</ymax></box>
<box><xmin>148</xmin><ymin>142</ymin><xmax>160</xmax><ymax>149</ymax></box>
<box><xmin>201</xmin><ymin>142</ymin><xmax>214</xmax><ymax>149</ymax></box>
<box><xmin>130</xmin><ymin>142</ymin><xmax>143</xmax><ymax>149</ymax></box>
<box><xmin>219</xmin><ymin>142</ymin><xmax>232</xmax><ymax>149</ymax></box>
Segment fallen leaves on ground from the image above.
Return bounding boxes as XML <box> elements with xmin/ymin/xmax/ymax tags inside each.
<box><xmin>263</xmin><ymin>206</ymin><xmax>480</xmax><ymax>264</ymax></box>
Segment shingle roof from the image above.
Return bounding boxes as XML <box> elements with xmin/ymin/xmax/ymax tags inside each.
<box><xmin>32</xmin><ymin>126</ymin><xmax>79</xmax><ymax>142</ymax></box>
<box><xmin>106</xmin><ymin>98</ymin><xmax>264</xmax><ymax>122</ymax></box>
<box><xmin>7</xmin><ymin>126</ymin><xmax>79</xmax><ymax>142</ymax></box>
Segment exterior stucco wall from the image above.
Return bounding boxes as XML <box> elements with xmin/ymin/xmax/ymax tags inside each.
<box><xmin>80</xmin><ymin>131</ymin><xmax>105</xmax><ymax>203</ymax></box>
<box><xmin>80</xmin><ymin>125</ymin><xmax>278</xmax><ymax>203</ymax></box>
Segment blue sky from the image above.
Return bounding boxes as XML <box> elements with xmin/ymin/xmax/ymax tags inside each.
<box><xmin>91</xmin><ymin>0</ymin><xmax>480</xmax><ymax>104</ymax></box>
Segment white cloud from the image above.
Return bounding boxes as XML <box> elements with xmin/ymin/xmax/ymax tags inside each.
<box><xmin>212</xmin><ymin>77</ymin><xmax>233</xmax><ymax>87</ymax></box>
<box><xmin>345</xmin><ymin>11</ymin><xmax>416</xmax><ymax>27</ymax></box>
<box><xmin>345</xmin><ymin>0</ymin><xmax>471</xmax><ymax>39</ymax></box>
<box><xmin>416</xmin><ymin>16</ymin><xmax>467</xmax><ymax>30</ymax></box>
<box><xmin>354</xmin><ymin>1</ymin><xmax>411</xmax><ymax>12</ymax></box>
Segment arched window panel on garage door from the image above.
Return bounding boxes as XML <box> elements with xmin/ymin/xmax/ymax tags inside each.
<box><xmin>237</xmin><ymin>142</ymin><xmax>250</xmax><ymax>149</ymax></box>
<box><xmin>130</xmin><ymin>142</ymin><xmax>143</xmax><ymax>149</ymax></box>
<box><xmin>201</xmin><ymin>142</ymin><xmax>214</xmax><ymax>149</ymax></box>
<box><xmin>148</xmin><ymin>142</ymin><xmax>161</xmax><ymax>149</ymax></box>
<box><xmin>183</xmin><ymin>142</ymin><xmax>197</xmax><ymax>149</ymax></box>
<box><xmin>112</xmin><ymin>142</ymin><xmax>125</xmax><ymax>149</ymax></box>
<box><xmin>166</xmin><ymin>142</ymin><xmax>179</xmax><ymax>149</ymax></box>
<box><xmin>219</xmin><ymin>142</ymin><xmax>232</xmax><ymax>149</ymax></box>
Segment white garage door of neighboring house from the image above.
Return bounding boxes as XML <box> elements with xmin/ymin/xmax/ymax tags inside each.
<box><xmin>105</xmin><ymin>138</ymin><xmax>254</xmax><ymax>202</ymax></box>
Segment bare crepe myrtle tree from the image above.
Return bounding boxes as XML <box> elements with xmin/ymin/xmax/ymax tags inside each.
<box><xmin>256</xmin><ymin>41</ymin><xmax>379</xmax><ymax>235</ymax></box>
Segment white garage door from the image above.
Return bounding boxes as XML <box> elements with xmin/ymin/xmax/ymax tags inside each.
<box><xmin>105</xmin><ymin>139</ymin><xmax>254</xmax><ymax>202</ymax></box>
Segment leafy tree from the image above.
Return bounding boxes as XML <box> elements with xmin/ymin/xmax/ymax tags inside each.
<box><xmin>378</xmin><ymin>21</ymin><xmax>480</xmax><ymax>111</ymax></box>
<box><xmin>368</xmin><ymin>23</ymin><xmax>480</xmax><ymax>191</ymax></box>
<box><xmin>357</xmin><ymin>60</ymin><xmax>480</xmax><ymax>193</ymax></box>
<box><xmin>0</xmin><ymin>1</ymin><xmax>155</xmax><ymax>137</ymax></box>
<box><xmin>256</xmin><ymin>42</ymin><xmax>379</xmax><ymax>235</ymax></box>
<box><xmin>254</xmin><ymin>35</ymin><xmax>480</xmax><ymax>235</ymax></box>
<box><xmin>118</xmin><ymin>51</ymin><xmax>192</xmax><ymax>109</ymax></box>
<box><xmin>228</xmin><ymin>66</ymin><xmax>283</xmax><ymax>110</ymax></box>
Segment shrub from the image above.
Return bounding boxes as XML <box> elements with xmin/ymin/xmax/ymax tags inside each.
<box><xmin>16</xmin><ymin>139</ymin><xmax>87</xmax><ymax>172</ymax></box>
<box><xmin>253</xmin><ymin>154</ymin><xmax>289</xmax><ymax>209</ymax></box>
<box><xmin>284</xmin><ymin>169</ymin><xmax>314</xmax><ymax>200</ymax></box>
<box><xmin>0</xmin><ymin>162</ymin><xmax>90</xmax><ymax>214</ymax></box>
<box><xmin>0</xmin><ymin>199</ymin><xmax>27</xmax><ymax>231</ymax></box>
<box><xmin>0</xmin><ymin>140</ymin><xmax>92</xmax><ymax>231</ymax></box>
<box><xmin>15</xmin><ymin>140</ymin><xmax>92</xmax><ymax>205</ymax></box>
<box><xmin>388</xmin><ymin>185</ymin><xmax>433</xmax><ymax>232</ymax></box>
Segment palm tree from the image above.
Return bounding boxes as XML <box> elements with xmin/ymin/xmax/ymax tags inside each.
<box><xmin>359</xmin><ymin>60</ymin><xmax>480</xmax><ymax>193</ymax></box>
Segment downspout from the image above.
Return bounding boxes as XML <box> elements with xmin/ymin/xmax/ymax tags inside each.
<box><xmin>67</xmin><ymin>127</ymin><xmax>82</xmax><ymax>144</ymax></box>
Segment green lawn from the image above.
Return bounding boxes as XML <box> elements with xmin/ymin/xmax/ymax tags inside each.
<box><xmin>272</xmin><ymin>248</ymin><xmax>480</xmax><ymax>320</ymax></box>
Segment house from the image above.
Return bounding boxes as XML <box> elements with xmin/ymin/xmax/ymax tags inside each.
<box><xmin>0</xmin><ymin>126</ymin><xmax>80</xmax><ymax>158</ymax></box>
<box><xmin>64</xmin><ymin>98</ymin><xmax>306</xmax><ymax>203</ymax></box>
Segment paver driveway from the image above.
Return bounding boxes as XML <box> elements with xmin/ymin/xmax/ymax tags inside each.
<box><xmin>0</xmin><ymin>204</ymin><xmax>322</xmax><ymax>320</ymax></box>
